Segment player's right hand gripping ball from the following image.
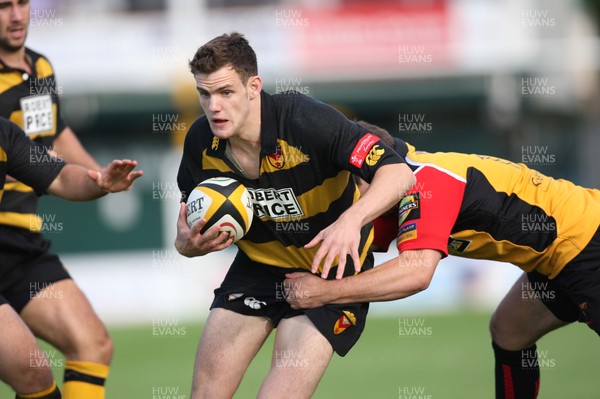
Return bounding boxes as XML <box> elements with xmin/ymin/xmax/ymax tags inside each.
<box><xmin>186</xmin><ymin>177</ymin><xmax>254</xmax><ymax>242</ymax></box>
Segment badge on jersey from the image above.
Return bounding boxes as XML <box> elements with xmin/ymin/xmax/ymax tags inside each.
<box><xmin>397</xmin><ymin>222</ymin><xmax>417</xmax><ymax>243</ymax></box>
<box><xmin>398</xmin><ymin>193</ymin><xmax>420</xmax><ymax>226</ymax></box>
<box><xmin>20</xmin><ymin>94</ymin><xmax>53</xmax><ymax>135</ymax></box>
<box><xmin>350</xmin><ymin>133</ymin><xmax>379</xmax><ymax>168</ymax></box>
<box><xmin>267</xmin><ymin>143</ymin><xmax>285</xmax><ymax>169</ymax></box>
<box><xmin>333</xmin><ymin>310</ymin><xmax>356</xmax><ymax>335</ymax></box>
<box><xmin>448</xmin><ymin>237</ymin><xmax>471</xmax><ymax>253</ymax></box>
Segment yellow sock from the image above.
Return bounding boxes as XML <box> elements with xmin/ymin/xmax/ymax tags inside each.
<box><xmin>63</xmin><ymin>361</ymin><xmax>109</xmax><ymax>399</ymax></box>
<box><xmin>16</xmin><ymin>381</ymin><xmax>60</xmax><ymax>398</ymax></box>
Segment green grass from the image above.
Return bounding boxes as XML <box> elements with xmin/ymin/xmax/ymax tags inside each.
<box><xmin>0</xmin><ymin>312</ymin><xmax>595</xmax><ymax>398</ymax></box>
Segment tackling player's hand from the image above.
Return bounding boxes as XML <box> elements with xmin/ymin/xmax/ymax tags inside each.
<box><xmin>284</xmin><ymin>272</ymin><xmax>330</xmax><ymax>309</ymax></box>
<box><xmin>87</xmin><ymin>159</ymin><xmax>143</xmax><ymax>193</ymax></box>
<box><xmin>305</xmin><ymin>213</ymin><xmax>361</xmax><ymax>280</ymax></box>
<box><xmin>174</xmin><ymin>203</ymin><xmax>234</xmax><ymax>257</ymax></box>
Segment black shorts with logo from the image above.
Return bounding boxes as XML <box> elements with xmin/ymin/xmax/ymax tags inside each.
<box><xmin>527</xmin><ymin>225</ymin><xmax>600</xmax><ymax>334</ymax></box>
<box><xmin>211</xmin><ymin>250</ymin><xmax>374</xmax><ymax>356</ymax></box>
<box><xmin>0</xmin><ymin>225</ymin><xmax>71</xmax><ymax>312</ymax></box>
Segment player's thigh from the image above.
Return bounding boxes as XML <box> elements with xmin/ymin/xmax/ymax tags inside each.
<box><xmin>258</xmin><ymin>315</ymin><xmax>333</xmax><ymax>399</ymax></box>
<box><xmin>192</xmin><ymin>308</ymin><xmax>273</xmax><ymax>397</ymax></box>
<box><xmin>490</xmin><ymin>273</ymin><xmax>569</xmax><ymax>350</ymax></box>
<box><xmin>20</xmin><ymin>278</ymin><xmax>112</xmax><ymax>362</ymax></box>
<box><xmin>0</xmin><ymin>303</ymin><xmax>54</xmax><ymax>393</ymax></box>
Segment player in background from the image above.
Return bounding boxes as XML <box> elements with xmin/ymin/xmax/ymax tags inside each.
<box><xmin>0</xmin><ymin>117</ymin><xmax>142</xmax><ymax>398</ymax></box>
<box><xmin>0</xmin><ymin>1</ymin><xmax>120</xmax><ymax>397</ymax></box>
<box><xmin>285</xmin><ymin>121</ymin><xmax>600</xmax><ymax>399</ymax></box>
<box><xmin>175</xmin><ymin>33</ymin><xmax>415</xmax><ymax>397</ymax></box>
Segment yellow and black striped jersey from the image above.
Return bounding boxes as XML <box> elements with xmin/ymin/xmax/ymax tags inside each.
<box><xmin>178</xmin><ymin>91</ymin><xmax>405</xmax><ymax>272</ymax></box>
<box><xmin>0</xmin><ymin>118</ymin><xmax>64</xmax><ymax>204</ymax></box>
<box><xmin>0</xmin><ymin>47</ymin><xmax>66</xmax><ymax>231</ymax></box>
<box><xmin>375</xmin><ymin>139</ymin><xmax>600</xmax><ymax>278</ymax></box>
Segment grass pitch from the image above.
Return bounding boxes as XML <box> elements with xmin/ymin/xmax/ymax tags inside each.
<box><xmin>0</xmin><ymin>312</ymin><xmax>594</xmax><ymax>398</ymax></box>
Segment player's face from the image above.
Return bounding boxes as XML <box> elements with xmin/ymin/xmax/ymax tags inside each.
<box><xmin>195</xmin><ymin>66</ymin><xmax>256</xmax><ymax>140</ymax></box>
<box><xmin>0</xmin><ymin>0</ymin><xmax>30</xmax><ymax>53</ymax></box>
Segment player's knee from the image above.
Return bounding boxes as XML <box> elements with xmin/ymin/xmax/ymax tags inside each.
<box><xmin>489</xmin><ymin>308</ymin><xmax>512</xmax><ymax>344</ymax></box>
<box><xmin>489</xmin><ymin>309</ymin><xmax>530</xmax><ymax>350</ymax></box>
<box><xmin>96</xmin><ymin>331</ymin><xmax>114</xmax><ymax>364</ymax></box>
<box><xmin>68</xmin><ymin>329</ymin><xmax>113</xmax><ymax>364</ymax></box>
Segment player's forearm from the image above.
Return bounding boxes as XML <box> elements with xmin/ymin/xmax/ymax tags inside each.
<box><xmin>346</xmin><ymin>163</ymin><xmax>415</xmax><ymax>226</ymax></box>
<box><xmin>325</xmin><ymin>250</ymin><xmax>439</xmax><ymax>304</ymax></box>
<box><xmin>47</xmin><ymin>164</ymin><xmax>106</xmax><ymax>201</ymax></box>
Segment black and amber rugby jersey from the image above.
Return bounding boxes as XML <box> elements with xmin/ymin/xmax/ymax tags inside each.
<box><xmin>178</xmin><ymin>91</ymin><xmax>404</xmax><ymax>272</ymax></box>
<box><xmin>0</xmin><ymin>118</ymin><xmax>64</xmax><ymax>203</ymax></box>
<box><xmin>373</xmin><ymin>139</ymin><xmax>600</xmax><ymax>278</ymax></box>
<box><xmin>0</xmin><ymin>47</ymin><xmax>66</xmax><ymax>231</ymax></box>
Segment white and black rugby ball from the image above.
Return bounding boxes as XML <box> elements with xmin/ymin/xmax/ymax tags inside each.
<box><xmin>186</xmin><ymin>177</ymin><xmax>254</xmax><ymax>243</ymax></box>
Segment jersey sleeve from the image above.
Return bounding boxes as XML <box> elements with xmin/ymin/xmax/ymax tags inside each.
<box><xmin>292</xmin><ymin>96</ymin><xmax>405</xmax><ymax>182</ymax></box>
<box><xmin>396</xmin><ymin>165</ymin><xmax>465</xmax><ymax>256</ymax></box>
<box><xmin>4</xmin><ymin>120</ymin><xmax>65</xmax><ymax>194</ymax></box>
<box><xmin>177</xmin><ymin>117</ymin><xmax>206</xmax><ymax>203</ymax></box>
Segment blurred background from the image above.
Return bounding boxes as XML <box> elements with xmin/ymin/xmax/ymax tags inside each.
<box><xmin>13</xmin><ymin>0</ymin><xmax>600</xmax><ymax>396</ymax></box>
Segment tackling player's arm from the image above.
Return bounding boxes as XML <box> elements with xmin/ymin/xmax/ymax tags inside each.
<box><xmin>290</xmin><ymin>159</ymin><xmax>466</xmax><ymax>308</ymax></box>
<box><xmin>286</xmin><ymin>249</ymin><xmax>441</xmax><ymax>308</ymax></box>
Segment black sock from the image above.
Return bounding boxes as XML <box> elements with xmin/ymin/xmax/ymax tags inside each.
<box><xmin>492</xmin><ymin>341</ymin><xmax>540</xmax><ymax>399</ymax></box>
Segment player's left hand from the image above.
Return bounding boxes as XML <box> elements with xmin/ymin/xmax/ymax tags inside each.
<box><xmin>88</xmin><ymin>159</ymin><xmax>144</xmax><ymax>193</ymax></box>
<box><xmin>284</xmin><ymin>272</ymin><xmax>330</xmax><ymax>309</ymax></box>
<box><xmin>305</xmin><ymin>214</ymin><xmax>361</xmax><ymax>280</ymax></box>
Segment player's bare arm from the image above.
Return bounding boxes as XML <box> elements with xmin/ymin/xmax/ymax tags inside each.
<box><xmin>174</xmin><ymin>202</ymin><xmax>234</xmax><ymax>257</ymax></box>
<box><xmin>52</xmin><ymin>126</ymin><xmax>102</xmax><ymax>170</ymax></box>
<box><xmin>47</xmin><ymin>159</ymin><xmax>143</xmax><ymax>200</ymax></box>
<box><xmin>306</xmin><ymin>162</ymin><xmax>415</xmax><ymax>279</ymax></box>
<box><xmin>286</xmin><ymin>249</ymin><xmax>441</xmax><ymax>309</ymax></box>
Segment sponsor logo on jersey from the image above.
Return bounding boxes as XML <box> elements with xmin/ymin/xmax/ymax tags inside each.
<box><xmin>333</xmin><ymin>310</ymin><xmax>357</xmax><ymax>335</ymax></box>
<box><xmin>398</xmin><ymin>193</ymin><xmax>420</xmax><ymax>226</ymax></box>
<box><xmin>268</xmin><ymin>144</ymin><xmax>285</xmax><ymax>169</ymax></box>
<box><xmin>247</xmin><ymin>187</ymin><xmax>303</xmax><ymax>220</ymax></box>
<box><xmin>397</xmin><ymin>222</ymin><xmax>417</xmax><ymax>243</ymax></box>
<box><xmin>20</xmin><ymin>94</ymin><xmax>53</xmax><ymax>135</ymax></box>
<box><xmin>350</xmin><ymin>133</ymin><xmax>379</xmax><ymax>168</ymax></box>
<box><xmin>365</xmin><ymin>144</ymin><xmax>385</xmax><ymax>166</ymax></box>
<box><xmin>448</xmin><ymin>237</ymin><xmax>471</xmax><ymax>253</ymax></box>
<box><xmin>244</xmin><ymin>297</ymin><xmax>267</xmax><ymax>310</ymax></box>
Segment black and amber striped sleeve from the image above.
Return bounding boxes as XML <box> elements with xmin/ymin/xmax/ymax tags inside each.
<box><xmin>1</xmin><ymin>118</ymin><xmax>65</xmax><ymax>194</ymax></box>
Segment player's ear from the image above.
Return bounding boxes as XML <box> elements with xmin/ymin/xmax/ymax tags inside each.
<box><xmin>248</xmin><ymin>76</ymin><xmax>262</xmax><ymax>99</ymax></box>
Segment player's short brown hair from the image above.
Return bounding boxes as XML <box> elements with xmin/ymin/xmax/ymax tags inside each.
<box><xmin>189</xmin><ymin>32</ymin><xmax>258</xmax><ymax>84</ymax></box>
<box><xmin>356</xmin><ymin>120</ymin><xmax>395</xmax><ymax>147</ymax></box>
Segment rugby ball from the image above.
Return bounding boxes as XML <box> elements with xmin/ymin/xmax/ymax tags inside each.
<box><xmin>186</xmin><ymin>177</ymin><xmax>254</xmax><ymax>242</ymax></box>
